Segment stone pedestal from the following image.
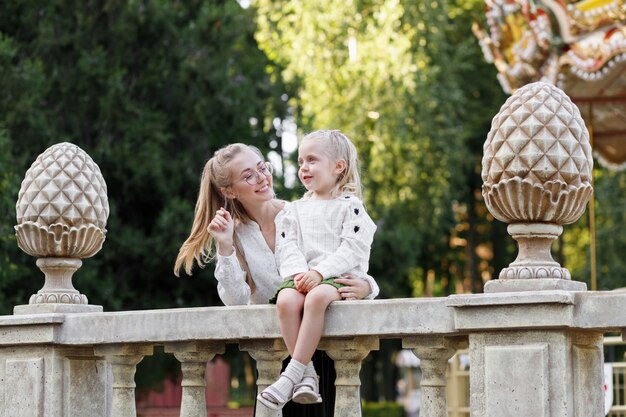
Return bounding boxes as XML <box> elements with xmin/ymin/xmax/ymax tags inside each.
<box><xmin>448</xmin><ymin>292</ymin><xmax>605</xmax><ymax>417</ymax></box>
<box><xmin>0</xmin><ymin>344</ymin><xmax>110</xmax><ymax>417</ymax></box>
<box><xmin>13</xmin><ymin>258</ymin><xmax>103</xmax><ymax>315</ymax></box>
<box><xmin>470</xmin><ymin>330</ymin><xmax>602</xmax><ymax>417</ymax></box>
<box><xmin>485</xmin><ymin>224</ymin><xmax>587</xmax><ymax>293</ymax></box>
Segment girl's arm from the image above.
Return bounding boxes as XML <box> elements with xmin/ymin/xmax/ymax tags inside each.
<box><xmin>214</xmin><ymin>251</ymin><xmax>252</xmax><ymax>305</ymax></box>
<box><xmin>313</xmin><ymin>198</ymin><xmax>377</xmax><ymax>279</ymax></box>
<box><xmin>275</xmin><ymin>205</ymin><xmax>309</xmax><ymax>279</ymax></box>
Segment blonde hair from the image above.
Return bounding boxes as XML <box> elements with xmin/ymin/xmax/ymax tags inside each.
<box><xmin>300</xmin><ymin>130</ymin><xmax>363</xmax><ymax>199</ymax></box>
<box><xmin>174</xmin><ymin>143</ymin><xmax>263</xmax><ymax>292</ymax></box>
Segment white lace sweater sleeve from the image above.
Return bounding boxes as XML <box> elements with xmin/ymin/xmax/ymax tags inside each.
<box><xmin>214</xmin><ymin>251</ymin><xmax>251</xmax><ymax>306</ymax></box>
<box><xmin>313</xmin><ymin>197</ymin><xmax>377</xmax><ymax>279</ymax></box>
<box><xmin>361</xmin><ymin>273</ymin><xmax>380</xmax><ymax>300</ymax></box>
<box><xmin>275</xmin><ymin>204</ymin><xmax>309</xmax><ymax>279</ymax></box>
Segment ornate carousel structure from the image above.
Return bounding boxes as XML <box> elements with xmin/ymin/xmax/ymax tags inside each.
<box><xmin>473</xmin><ymin>0</ymin><xmax>626</xmax><ymax>168</ymax></box>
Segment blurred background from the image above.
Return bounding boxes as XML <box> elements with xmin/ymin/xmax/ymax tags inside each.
<box><xmin>1</xmin><ymin>1</ymin><xmax>625</xmax><ymax>416</ymax></box>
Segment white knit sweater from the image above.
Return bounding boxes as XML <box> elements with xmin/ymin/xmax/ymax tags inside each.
<box><xmin>276</xmin><ymin>195</ymin><xmax>376</xmax><ymax>280</ymax></box>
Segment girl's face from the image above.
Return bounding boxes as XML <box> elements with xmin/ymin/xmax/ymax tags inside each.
<box><xmin>298</xmin><ymin>140</ymin><xmax>345</xmax><ymax>199</ymax></box>
<box><xmin>227</xmin><ymin>148</ymin><xmax>274</xmax><ymax>206</ymax></box>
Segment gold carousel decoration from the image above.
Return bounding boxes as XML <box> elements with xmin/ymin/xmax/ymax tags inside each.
<box><xmin>473</xmin><ymin>0</ymin><xmax>626</xmax><ymax>168</ymax></box>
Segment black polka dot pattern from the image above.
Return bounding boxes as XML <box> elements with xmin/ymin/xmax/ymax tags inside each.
<box><xmin>354</xmin><ymin>208</ymin><xmax>359</xmax><ymax>215</ymax></box>
<box><xmin>354</xmin><ymin>226</ymin><xmax>360</xmax><ymax>233</ymax></box>
<box><xmin>281</xmin><ymin>232</ymin><xmax>285</xmax><ymax>238</ymax></box>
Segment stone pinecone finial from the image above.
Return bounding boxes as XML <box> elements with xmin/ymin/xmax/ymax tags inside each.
<box><xmin>482</xmin><ymin>81</ymin><xmax>593</xmax><ymax>225</ymax></box>
<box><xmin>15</xmin><ymin>142</ymin><xmax>109</xmax><ymax>259</ymax></box>
<box><xmin>481</xmin><ymin>82</ymin><xmax>593</xmax><ymax>290</ymax></box>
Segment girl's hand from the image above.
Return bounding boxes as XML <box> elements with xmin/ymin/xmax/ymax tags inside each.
<box><xmin>334</xmin><ymin>274</ymin><xmax>371</xmax><ymax>300</ymax></box>
<box><xmin>208</xmin><ymin>208</ymin><xmax>234</xmax><ymax>256</ymax></box>
<box><xmin>293</xmin><ymin>272</ymin><xmax>307</xmax><ymax>292</ymax></box>
<box><xmin>299</xmin><ymin>270</ymin><xmax>323</xmax><ymax>293</ymax></box>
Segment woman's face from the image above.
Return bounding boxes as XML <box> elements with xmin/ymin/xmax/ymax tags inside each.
<box><xmin>227</xmin><ymin>147</ymin><xmax>274</xmax><ymax>206</ymax></box>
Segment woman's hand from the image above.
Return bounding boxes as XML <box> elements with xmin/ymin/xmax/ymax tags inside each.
<box><xmin>334</xmin><ymin>274</ymin><xmax>372</xmax><ymax>300</ymax></box>
<box><xmin>208</xmin><ymin>208</ymin><xmax>235</xmax><ymax>256</ymax></box>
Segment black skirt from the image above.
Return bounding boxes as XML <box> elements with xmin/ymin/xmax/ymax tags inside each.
<box><xmin>254</xmin><ymin>350</ymin><xmax>336</xmax><ymax>417</ymax></box>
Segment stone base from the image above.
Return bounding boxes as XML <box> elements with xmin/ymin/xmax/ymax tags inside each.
<box><xmin>468</xmin><ymin>330</ymin><xmax>604</xmax><ymax>417</ymax></box>
<box><xmin>14</xmin><ymin>304</ymin><xmax>104</xmax><ymax>315</ymax></box>
<box><xmin>484</xmin><ymin>278</ymin><xmax>587</xmax><ymax>293</ymax></box>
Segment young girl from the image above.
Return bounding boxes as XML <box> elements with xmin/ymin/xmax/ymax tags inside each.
<box><xmin>257</xmin><ymin>130</ymin><xmax>377</xmax><ymax>410</ymax></box>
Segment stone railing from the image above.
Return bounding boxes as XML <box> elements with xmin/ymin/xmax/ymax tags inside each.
<box><xmin>3</xmin><ymin>82</ymin><xmax>626</xmax><ymax>417</ymax></box>
<box><xmin>1</xmin><ymin>292</ymin><xmax>626</xmax><ymax>417</ymax></box>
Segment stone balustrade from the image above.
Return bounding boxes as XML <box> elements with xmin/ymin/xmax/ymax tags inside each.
<box><xmin>0</xmin><ymin>293</ymin><xmax>625</xmax><ymax>417</ymax></box>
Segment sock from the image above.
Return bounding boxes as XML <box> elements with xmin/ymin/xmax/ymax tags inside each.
<box><xmin>303</xmin><ymin>361</ymin><xmax>316</xmax><ymax>378</ymax></box>
<box><xmin>272</xmin><ymin>359</ymin><xmax>306</xmax><ymax>397</ymax></box>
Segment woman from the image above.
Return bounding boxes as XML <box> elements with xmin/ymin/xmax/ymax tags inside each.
<box><xmin>174</xmin><ymin>143</ymin><xmax>378</xmax><ymax>416</ymax></box>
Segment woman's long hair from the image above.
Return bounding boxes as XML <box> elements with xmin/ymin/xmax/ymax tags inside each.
<box><xmin>174</xmin><ymin>143</ymin><xmax>263</xmax><ymax>292</ymax></box>
<box><xmin>301</xmin><ymin>130</ymin><xmax>363</xmax><ymax>199</ymax></box>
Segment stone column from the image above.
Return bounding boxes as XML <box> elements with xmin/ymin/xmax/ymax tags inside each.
<box><xmin>165</xmin><ymin>341</ymin><xmax>225</xmax><ymax>417</ymax></box>
<box><xmin>61</xmin><ymin>347</ymin><xmax>111</xmax><ymax>417</ymax></box>
<box><xmin>448</xmin><ymin>292</ymin><xmax>605</xmax><ymax>417</ymax></box>
<box><xmin>96</xmin><ymin>344</ymin><xmax>153</xmax><ymax>417</ymax></box>
<box><xmin>402</xmin><ymin>336</ymin><xmax>465</xmax><ymax>417</ymax></box>
<box><xmin>322</xmin><ymin>336</ymin><xmax>379</xmax><ymax>417</ymax></box>
<box><xmin>240</xmin><ymin>339</ymin><xmax>288</xmax><ymax>417</ymax></box>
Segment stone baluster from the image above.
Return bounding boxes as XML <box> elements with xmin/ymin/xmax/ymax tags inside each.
<box><xmin>164</xmin><ymin>341</ymin><xmax>225</xmax><ymax>417</ymax></box>
<box><xmin>322</xmin><ymin>336</ymin><xmax>379</xmax><ymax>417</ymax></box>
<box><xmin>403</xmin><ymin>336</ymin><xmax>465</xmax><ymax>417</ymax></box>
<box><xmin>240</xmin><ymin>339</ymin><xmax>288</xmax><ymax>417</ymax></box>
<box><xmin>95</xmin><ymin>344</ymin><xmax>153</xmax><ymax>417</ymax></box>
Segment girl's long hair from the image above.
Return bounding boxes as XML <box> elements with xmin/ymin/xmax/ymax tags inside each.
<box><xmin>174</xmin><ymin>143</ymin><xmax>262</xmax><ymax>292</ymax></box>
<box><xmin>301</xmin><ymin>130</ymin><xmax>363</xmax><ymax>199</ymax></box>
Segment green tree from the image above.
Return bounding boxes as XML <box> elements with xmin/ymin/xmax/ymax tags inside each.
<box><xmin>563</xmin><ymin>166</ymin><xmax>626</xmax><ymax>291</ymax></box>
<box><xmin>0</xmin><ymin>1</ymin><xmax>290</xmax><ymax>313</ymax></box>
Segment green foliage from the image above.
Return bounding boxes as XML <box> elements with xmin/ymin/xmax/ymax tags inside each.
<box><xmin>564</xmin><ymin>166</ymin><xmax>626</xmax><ymax>290</ymax></box>
<box><xmin>254</xmin><ymin>0</ymin><xmax>508</xmax><ymax>297</ymax></box>
<box><xmin>0</xmin><ymin>1</ymin><xmax>289</xmax><ymax>313</ymax></box>
<box><xmin>362</xmin><ymin>401</ymin><xmax>405</xmax><ymax>417</ymax></box>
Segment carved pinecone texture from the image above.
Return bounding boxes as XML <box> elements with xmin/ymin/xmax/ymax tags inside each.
<box><xmin>482</xmin><ymin>82</ymin><xmax>593</xmax><ymax>188</ymax></box>
<box><xmin>16</xmin><ymin>142</ymin><xmax>109</xmax><ymax>229</ymax></box>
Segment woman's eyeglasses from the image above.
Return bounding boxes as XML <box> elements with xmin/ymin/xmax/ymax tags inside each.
<box><xmin>242</xmin><ymin>163</ymin><xmax>273</xmax><ymax>185</ymax></box>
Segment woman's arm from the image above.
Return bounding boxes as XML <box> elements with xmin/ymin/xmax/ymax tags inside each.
<box><xmin>214</xmin><ymin>251</ymin><xmax>251</xmax><ymax>305</ymax></box>
<box><xmin>334</xmin><ymin>274</ymin><xmax>380</xmax><ymax>300</ymax></box>
<box><xmin>210</xmin><ymin>208</ymin><xmax>251</xmax><ymax>305</ymax></box>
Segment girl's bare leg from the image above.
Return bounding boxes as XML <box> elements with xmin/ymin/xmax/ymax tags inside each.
<box><xmin>292</xmin><ymin>285</ymin><xmax>341</xmax><ymax>364</ymax></box>
<box><xmin>258</xmin><ymin>289</ymin><xmax>307</xmax><ymax>409</ymax></box>
<box><xmin>276</xmin><ymin>288</ymin><xmax>305</xmax><ymax>355</ymax></box>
